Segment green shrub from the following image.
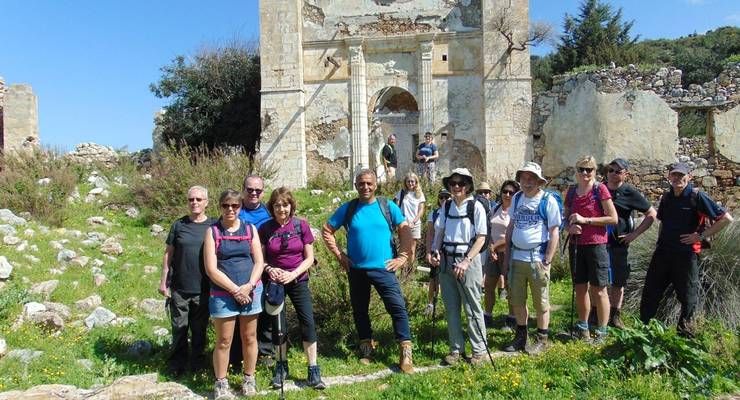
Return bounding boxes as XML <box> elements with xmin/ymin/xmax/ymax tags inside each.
<box><xmin>0</xmin><ymin>148</ymin><xmax>80</xmax><ymax>226</ymax></box>
<box><xmin>125</xmin><ymin>143</ymin><xmax>274</xmax><ymax>224</ymax></box>
<box><xmin>624</xmin><ymin>222</ymin><xmax>740</xmax><ymax>329</ymax></box>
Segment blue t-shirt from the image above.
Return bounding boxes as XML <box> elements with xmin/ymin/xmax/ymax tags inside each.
<box><xmin>417</xmin><ymin>143</ymin><xmax>437</xmax><ymax>162</ymax></box>
<box><xmin>239</xmin><ymin>203</ymin><xmax>271</xmax><ymax>228</ymax></box>
<box><xmin>328</xmin><ymin>198</ymin><xmax>405</xmax><ymax>269</ymax></box>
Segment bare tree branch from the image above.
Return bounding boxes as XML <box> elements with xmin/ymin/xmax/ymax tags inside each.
<box><xmin>493</xmin><ymin>8</ymin><xmax>554</xmax><ymax>53</ymax></box>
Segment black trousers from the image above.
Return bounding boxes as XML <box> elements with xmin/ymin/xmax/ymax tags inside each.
<box><xmin>640</xmin><ymin>249</ymin><xmax>699</xmax><ymax>331</ymax></box>
<box><xmin>168</xmin><ymin>290</ymin><xmax>209</xmax><ymax>365</ymax></box>
<box><xmin>271</xmin><ymin>279</ymin><xmax>318</xmax><ymax>345</ymax></box>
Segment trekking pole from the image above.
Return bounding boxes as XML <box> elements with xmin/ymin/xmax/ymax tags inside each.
<box><xmin>456</xmin><ymin>275</ymin><xmax>495</xmax><ymax>366</ymax></box>
<box><xmin>429</xmin><ymin>264</ymin><xmax>440</xmax><ymax>357</ymax></box>
<box><xmin>569</xmin><ymin>234</ymin><xmax>579</xmax><ymax>341</ymax></box>
<box><xmin>274</xmin><ymin>310</ymin><xmax>286</xmax><ymax>400</ymax></box>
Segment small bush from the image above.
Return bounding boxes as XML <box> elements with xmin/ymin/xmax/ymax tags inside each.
<box><xmin>624</xmin><ymin>222</ymin><xmax>740</xmax><ymax>329</ymax></box>
<box><xmin>126</xmin><ymin>143</ymin><xmax>274</xmax><ymax>224</ymax></box>
<box><xmin>0</xmin><ymin>148</ymin><xmax>80</xmax><ymax>226</ymax></box>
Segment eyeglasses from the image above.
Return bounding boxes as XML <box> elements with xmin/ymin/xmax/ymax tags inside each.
<box><xmin>244</xmin><ymin>188</ymin><xmax>263</xmax><ymax>195</ymax></box>
<box><xmin>608</xmin><ymin>168</ymin><xmax>624</xmax><ymax>174</ymax></box>
<box><xmin>577</xmin><ymin>167</ymin><xmax>594</xmax><ymax>174</ymax></box>
<box><xmin>501</xmin><ymin>190</ymin><xmax>516</xmax><ymax>196</ymax></box>
<box><xmin>438</xmin><ymin>196</ymin><xmax>450</xmax><ymax>201</ymax></box>
<box><xmin>477</xmin><ymin>190</ymin><xmax>491</xmax><ymax>195</ymax></box>
<box><xmin>188</xmin><ymin>197</ymin><xmax>205</xmax><ymax>202</ymax></box>
<box><xmin>448</xmin><ymin>180</ymin><xmax>465</xmax><ymax>187</ymax></box>
<box><xmin>221</xmin><ymin>203</ymin><xmax>240</xmax><ymax>210</ymax></box>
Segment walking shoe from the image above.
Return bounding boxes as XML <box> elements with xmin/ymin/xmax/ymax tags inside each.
<box><xmin>609</xmin><ymin>307</ymin><xmax>625</xmax><ymax>329</ymax></box>
<box><xmin>525</xmin><ymin>332</ymin><xmax>549</xmax><ymax>355</ymax></box>
<box><xmin>469</xmin><ymin>353</ymin><xmax>488</xmax><ymax>365</ymax></box>
<box><xmin>501</xmin><ymin>316</ymin><xmax>516</xmax><ymax>333</ymax></box>
<box><xmin>399</xmin><ymin>340</ymin><xmax>414</xmax><ymax>374</ymax></box>
<box><xmin>442</xmin><ymin>351</ymin><xmax>462</xmax><ymax>366</ymax></box>
<box><xmin>306</xmin><ymin>365</ymin><xmax>327</xmax><ymax>390</ymax></box>
<box><xmin>214</xmin><ymin>378</ymin><xmax>234</xmax><ymax>400</ymax></box>
<box><xmin>483</xmin><ymin>313</ymin><xmax>495</xmax><ymax>329</ymax></box>
<box><xmin>241</xmin><ymin>374</ymin><xmax>257</xmax><ymax>397</ymax></box>
<box><xmin>358</xmin><ymin>339</ymin><xmax>376</xmax><ymax>365</ymax></box>
<box><xmin>423</xmin><ymin>303</ymin><xmax>434</xmax><ymax>318</ymax></box>
<box><xmin>575</xmin><ymin>327</ymin><xmax>592</xmax><ymax>342</ymax></box>
<box><xmin>501</xmin><ymin>326</ymin><xmax>527</xmax><ymax>352</ymax></box>
<box><xmin>271</xmin><ymin>360</ymin><xmax>288</xmax><ymax>389</ymax></box>
<box><xmin>593</xmin><ymin>328</ymin><xmax>608</xmax><ymax>345</ymax></box>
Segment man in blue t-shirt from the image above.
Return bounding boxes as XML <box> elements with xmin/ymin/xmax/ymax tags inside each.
<box><xmin>416</xmin><ymin>131</ymin><xmax>438</xmax><ymax>182</ymax></box>
<box><xmin>640</xmin><ymin>163</ymin><xmax>733</xmax><ymax>337</ymax></box>
<box><xmin>322</xmin><ymin>169</ymin><xmax>415</xmax><ymax>373</ymax></box>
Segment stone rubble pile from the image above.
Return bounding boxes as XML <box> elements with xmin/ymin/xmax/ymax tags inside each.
<box><xmin>65</xmin><ymin>142</ymin><xmax>120</xmax><ymax>168</ymax></box>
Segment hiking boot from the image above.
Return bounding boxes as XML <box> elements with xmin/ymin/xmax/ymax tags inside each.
<box><xmin>484</xmin><ymin>313</ymin><xmax>495</xmax><ymax>329</ymax></box>
<box><xmin>469</xmin><ymin>353</ymin><xmax>488</xmax><ymax>366</ymax></box>
<box><xmin>525</xmin><ymin>332</ymin><xmax>549</xmax><ymax>355</ymax></box>
<box><xmin>593</xmin><ymin>328</ymin><xmax>608</xmax><ymax>345</ymax></box>
<box><xmin>306</xmin><ymin>365</ymin><xmax>327</xmax><ymax>390</ymax></box>
<box><xmin>609</xmin><ymin>307</ymin><xmax>625</xmax><ymax>329</ymax></box>
<box><xmin>501</xmin><ymin>326</ymin><xmax>527</xmax><ymax>352</ymax></box>
<box><xmin>575</xmin><ymin>327</ymin><xmax>592</xmax><ymax>342</ymax></box>
<box><xmin>271</xmin><ymin>360</ymin><xmax>288</xmax><ymax>389</ymax></box>
<box><xmin>214</xmin><ymin>378</ymin><xmax>234</xmax><ymax>400</ymax></box>
<box><xmin>588</xmin><ymin>307</ymin><xmax>598</xmax><ymax>327</ymax></box>
<box><xmin>442</xmin><ymin>352</ymin><xmax>462</xmax><ymax>366</ymax></box>
<box><xmin>358</xmin><ymin>339</ymin><xmax>376</xmax><ymax>365</ymax></box>
<box><xmin>399</xmin><ymin>340</ymin><xmax>414</xmax><ymax>374</ymax></box>
<box><xmin>241</xmin><ymin>374</ymin><xmax>257</xmax><ymax>397</ymax></box>
<box><xmin>501</xmin><ymin>316</ymin><xmax>516</xmax><ymax>333</ymax></box>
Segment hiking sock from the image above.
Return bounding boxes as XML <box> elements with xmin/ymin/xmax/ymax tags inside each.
<box><xmin>576</xmin><ymin>320</ymin><xmax>589</xmax><ymax>331</ymax></box>
<box><xmin>596</xmin><ymin>326</ymin><xmax>608</xmax><ymax>336</ymax></box>
<box><xmin>536</xmin><ymin>328</ymin><xmax>549</xmax><ymax>336</ymax></box>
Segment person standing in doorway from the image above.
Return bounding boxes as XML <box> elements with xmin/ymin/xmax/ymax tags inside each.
<box><xmin>416</xmin><ymin>132</ymin><xmax>439</xmax><ymax>182</ymax></box>
<box><xmin>382</xmin><ymin>134</ymin><xmax>398</xmax><ymax>181</ymax></box>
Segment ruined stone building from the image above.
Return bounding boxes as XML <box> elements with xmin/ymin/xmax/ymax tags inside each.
<box><xmin>0</xmin><ymin>77</ymin><xmax>39</xmax><ymax>152</ymax></box>
<box><xmin>259</xmin><ymin>0</ymin><xmax>532</xmax><ymax>187</ymax></box>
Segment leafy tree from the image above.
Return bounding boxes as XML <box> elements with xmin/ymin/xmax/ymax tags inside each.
<box><xmin>552</xmin><ymin>0</ymin><xmax>639</xmax><ymax>74</ymax></box>
<box><xmin>531</xmin><ymin>54</ymin><xmax>554</xmax><ymax>93</ymax></box>
<box><xmin>150</xmin><ymin>41</ymin><xmax>261</xmax><ymax>153</ymax></box>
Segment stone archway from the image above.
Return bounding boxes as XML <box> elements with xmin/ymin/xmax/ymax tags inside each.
<box><xmin>368</xmin><ymin>87</ymin><xmax>419</xmax><ymax>177</ymax></box>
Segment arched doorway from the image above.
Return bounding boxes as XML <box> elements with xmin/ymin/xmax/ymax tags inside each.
<box><xmin>368</xmin><ymin>87</ymin><xmax>419</xmax><ymax>179</ymax></box>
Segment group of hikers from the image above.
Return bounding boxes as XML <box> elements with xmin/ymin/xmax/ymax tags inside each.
<box><xmin>158</xmin><ymin>157</ymin><xmax>733</xmax><ymax>399</ymax></box>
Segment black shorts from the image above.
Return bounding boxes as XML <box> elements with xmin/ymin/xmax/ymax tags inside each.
<box><xmin>569</xmin><ymin>243</ymin><xmax>610</xmax><ymax>287</ymax></box>
<box><xmin>608</xmin><ymin>245</ymin><xmax>630</xmax><ymax>287</ymax></box>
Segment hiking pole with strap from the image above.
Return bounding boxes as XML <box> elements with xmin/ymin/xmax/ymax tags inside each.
<box><xmin>429</xmin><ymin>261</ymin><xmax>440</xmax><ymax>358</ymax></box>
<box><xmin>455</xmin><ymin>273</ymin><xmax>494</xmax><ymax>366</ymax></box>
<box><xmin>569</xmin><ymin>234</ymin><xmax>579</xmax><ymax>341</ymax></box>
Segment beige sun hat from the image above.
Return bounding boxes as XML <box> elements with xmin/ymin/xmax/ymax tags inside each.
<box><xmin>442</xmin><ymin>168</ymin><xmax>475</xmax><ymax>192</ymax></box>
<box><xmin>477</xmin><ymin>182</ymin><xmax>492</xmax><ymax>192</ymax></box>
<box><xmin>515</xmin><ymin>161</ymin><xmax>548</xmax><ymax>184</ymax></box>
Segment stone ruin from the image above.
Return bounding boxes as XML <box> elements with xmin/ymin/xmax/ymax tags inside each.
<box><xmin>532</xmin><ymin>63</ymin><xmax>740</xmax><ymax>208</ymax></box>
<box><xmin>259</xmin><ymin>0</ymin><xmax>533</xmax><ymax>186</ymax></box>
<box><xmin>0</xmin><ymin>76</ymin><xmax>40</xmax><ymax>153</ymax></box>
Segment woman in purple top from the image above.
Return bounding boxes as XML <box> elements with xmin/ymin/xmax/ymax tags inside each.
<box><xmin>204</xmin><ymin>189</ymin><xmax>264</xmax><ymax>398</ymax></box>
<box><xmin>258</xmin><ymin>187</ymin><xmax>325</xmax><ymax>390</ymax></box>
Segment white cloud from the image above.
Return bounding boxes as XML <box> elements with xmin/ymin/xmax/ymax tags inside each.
<box><xmin>724</xmin><ymin>13</ymin><xmax>740</xmax><ymax>22</ymax></box>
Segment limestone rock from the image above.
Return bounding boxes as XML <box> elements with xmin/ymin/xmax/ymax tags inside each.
<box><xmin>0</xmin><ymin>224</ymin><xmax>16</xmax><ymax>237</ymax></box>
<box><xmin>57</xmin><ymin>249</ymin><xmax>77</xmax><ymax>263</ymax></box>
<box><xmin>100</xmin><ymin>238</ymin><xmax>123</xmax><ymax>255</ymax></box>
<box><xmin>149</xmin><ymin>224</ymin><xmax>165</xmax><ymax>236</ymax></box>
<box><xmin>139</xmin><ymin>298</ymin><xmax>165</xmax><ymax>317</ymax></box>
<box><xmin>84</xmin><ymin>307</ymin><xmax>116</xmax><ymax>329</ymax></box>
<box><xmin>94</xmin><ymin>273</ymin><xmax>107</xmax><ymax>287</ymax></box>
<box><xmin>75</xmin><ymin>294</ymin><xmax>102</xmax><ymax>311</ymax></box>
<box><xmin>0</xmin><ymin>338</ymin><xmax>6</xmax><ymax>358</ymax></box>
<box><xmin>87</xmin><ymin>216</ymin><xmax>110</xmax><ymax>226</ymax></box>
<box><xmin>5</xmin><ymin>349</ymin><xmax>42</xmax><ymax>364</ymax></box>
<box><xmin>0</xmin><ymin>209</ymin><xmax>27</xmax><ymax>226</ymax></box>
<box><xmin>37</xmin><ymin>177</ymin><xmax>51</xmax><ymax>185</ymax></box>
<box><xmin>125</xmin><ymin>207</ymin><xmax>140</xmax><ymax>219</ymax></box>
<box><xmin>67</xmin><ymin>143</ymin><xmax>120</xmax><ymax>168</ymax></box>
<box><xmin>70</xmin><ymin>256</ymin><xmax>90</xmax><ymax>267</ymax></box>
<box><xmin>0</xmin><ymin>256</ymin><xmax>13</xmax><ymax>279</ymax></box>
<box><xmin>153</xmin><ymin>327</ymin><xmax>169</xmax><ymax>338</ymax></box>
<box><xmin>24</xmin><ymin>254</ymin><xmax>40</xmax><ymax>263</ymax></box>
<box><xmin>27</xmin><ymin>311</ymin><xmax>65</xmax><ymax>331</ymax></box>
<box><xmin>30</xmin><ymin>280</ymin><xmax>59</xmax><ymax>300</ymax></box>
<box><xmin>50</xmin><ymin>240</ymin><xmax>64</xmax><ymax>250</ymax></box>
<box><xmin>111</xmin><ymin>317</ymin><xmax>135</xmax><ymax>326</ymax></box>
<box><xmin>87</xmin><ymin>231</ymin><xmax>107</xmax><ymax>242</ymax></box>
<box><xmin>23</xmin><ymin>301</ymin><xmax>46</xmax><ymax>317</ymax></box>
<box><xmin>702</xmin><ymin>176</ymin><xmax>718</xmax><ymax>187</ymax></box>
<box><xmin>3</xmin><ymin>236</ymin><xmax>21</xmax><ymax>246</ymax></box>
<box><xmin>42</xmin><ymin>302</ymin><xmax>71</xmax><ymax>320</ymax></box>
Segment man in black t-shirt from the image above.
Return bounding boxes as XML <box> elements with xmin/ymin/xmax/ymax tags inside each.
<box><xmin>382</xmin><ymin>134</ymin><xmax>397</xmax><ymax>181</ymax></box>
<box><xmin>604</xmin><ymin>159</ymin><xmax>656</xmax><ymax>328</ymax></box>
<box><xmin>160</xmin><ymin>185</ymin><xmax>216</xmax><ymax>375</ymax></box>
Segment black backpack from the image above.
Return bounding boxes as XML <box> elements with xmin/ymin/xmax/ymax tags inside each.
<box><xmin>342</xmin><ymin>196</ymin><xmax>398</xmax><ymax>257</ymax></box>
<box><xmin>442</xmin><ymin>194</ymin><xmax>492</xmax><ymax>251</ymax></box>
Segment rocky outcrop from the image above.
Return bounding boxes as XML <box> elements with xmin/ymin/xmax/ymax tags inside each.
<box><xmin>66</xmin><ymin>143</ymin><xmax>120</xmax><ymax>168</ymax></box>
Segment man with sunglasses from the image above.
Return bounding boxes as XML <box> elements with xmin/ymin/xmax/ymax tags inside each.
<box><xmin>604</xmin><ymin>159</ymin><xmax>656</xmax><ymax>329</ymax></box>
<box><xmin>640</xmin><ymin>163</ymin><xmax>733</xmax><ymax>337</ymax></box>
<box><xmin>160</xmin><ymin>185</ymin><xmax>216</xmax><ymax>375</ymax></box>
<box><xmin>237</xmin><ymin>174</ymin><xmax>274</xmax><ymax>367</ymax></box>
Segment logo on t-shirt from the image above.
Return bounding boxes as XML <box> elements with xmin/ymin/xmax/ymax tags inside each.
<box><xmin>514</xmin><ymin>206</ymin><xmax>540</xmax><ymax>229</ymax></box>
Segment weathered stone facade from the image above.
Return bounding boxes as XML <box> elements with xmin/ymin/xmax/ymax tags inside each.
<box><xmin>259</xmin><ymin>0</ymin><xmax>532</xmax><ymax>187</ymax></box>
<box><xmin>0</xmin><ymin>77</ymin><xmax>40</xmax><ymax>153</ymax></box>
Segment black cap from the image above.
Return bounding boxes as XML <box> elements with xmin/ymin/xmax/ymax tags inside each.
<box><xmin>609</xmin><ymin>158</ymin><xmax>630</xmax><ymax>170</ymax></box>
<box><xmin>669</xmin><ymin>162</ymin><xmax>691</xmax><ymax>175</ymax></box>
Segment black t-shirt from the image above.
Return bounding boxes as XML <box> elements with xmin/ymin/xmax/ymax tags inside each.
<box><xmin>382</xmin><ymin>144</ymin><xmax>397</xmax><ymax>167</ymax></box>
<box><xmin>165</xmin><ymin>216</ymin><xmax>217</xmax><ymax>293</ymax></box>
<box><xmin>607</xmin><ymin>183</ymin><xmax>652</xmax><ymax>246</ymax></box>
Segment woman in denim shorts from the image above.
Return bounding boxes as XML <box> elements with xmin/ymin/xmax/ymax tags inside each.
<box><xmin>204</xmin><ymin>189</ymin><xmax>265</xmax><ymax>398</ymax></box>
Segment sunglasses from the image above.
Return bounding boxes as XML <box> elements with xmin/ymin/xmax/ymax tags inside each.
<box><xmin>244</xmin><ymin>188</ymin><xmax>263</xmax><ymax>195</ymax></box>
<box><xmin>439</xmin><ymin>196</ymin><xmax>450</xmax><ymax>200</ymax></box>
<box><xmin>577</xmin><ymin>167</ymin><xmax>594</xmax><ymax>174</ymax></box>
<box><xmin>448</xmin><ymin>180</ymin><xmax>465</xmax><ymax>187</ymax></box>
<box><xmin>406</xmin><ymin>180</ymin><xmax>416</xmax><ymax>184</ymax></box>
<box><xmin>477</xmin><ymin>190</ymin><xmax>491</xmax><ymax>195</ymax></box>
<box><xmin>221</xmin><ymin>203</ymin><xmax>240</xmax><ymax>210</ymax></box>
<box><xmin>501</xmin><ymin>190</ymin><xmax>516</xmax><ymax>196</ymax></box>
<box><xmin>188</xmin><ymin>197</ymin><xmax>205</xmax><ymax>202</ymax></box>
<box><xmin>608</xmin><ymin>168</ymin><xmax>624</xmax><ymax>174</ymax></box>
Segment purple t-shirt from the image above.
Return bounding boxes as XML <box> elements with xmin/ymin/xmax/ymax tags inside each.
<box><xmin>258</xmin><ymin>218</ymin><xmax>314</xmax><ymax>282</ymax></box>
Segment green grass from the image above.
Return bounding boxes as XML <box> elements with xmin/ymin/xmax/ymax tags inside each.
<box><xmin>0</xmin><ymin>183</ymin><xmax>738</xmax><ymax>399</ymax></box>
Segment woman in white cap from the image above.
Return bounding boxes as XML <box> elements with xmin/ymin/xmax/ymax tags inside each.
<box><xmin>394</xmin><ymin>172</ymin><xmax>426</xmax><ymax>272</ymax></box>
<box><xmin>430</xmin><ymin>168</ymin><xmax>489</xmax><ymax>365</ymax></box>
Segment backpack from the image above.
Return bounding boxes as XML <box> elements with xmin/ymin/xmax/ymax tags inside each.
<box><xmin>510</xmin><ymin>189</ymin><xmax>564</xmax><ymax>255</ymax></box>
<box><xmin>565</xmin><ymin>182</ymin><xmax>604</xmax><ymax>217</ymax></box>
<box><xmin>267</xmin><ymin>217</ymin><xmax>304</xmax><ymax>245</ymax></box>
<box><xmin>659</xmin><ymin>187</ymin><xmax>712</xmax><ymax>249</ymax></box>
<box><xmin>442</xmin><ymin>194</ymin><xmax>492</xmax><ymax>251</ymax></box>
<box><xmin>212</xmin><ymin>221</ymin><xmax>253</xmax><ymax>253</ymax></box>
<box><xmin>342</xmin><ymin>196</ymin><xmax>398</xmax><ymax>258</ymax></box>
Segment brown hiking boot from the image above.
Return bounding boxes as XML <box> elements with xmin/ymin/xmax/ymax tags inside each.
<box><xmin>358</xmin><ymin>339</ymin><xmax>376</xmax><ymax>365</ymax></box>
<box><xmin>609</xmin><ymin>307</ymin><xmax>625</xmax><ymax>329</ymax></box>
<box><xmin>501</xmin><ymin>326</ymin><xmax>527</xmax><ymax>352</ymax></box>
<box><xmin>442</xmin><ymin>352</ymin><xmax>462</xmax><ymax>366</ymax></box>
<box><xmin>399</xmin><ymin>340</ymin><xmax>414</xmax><ymax>374</ymax></box>
<box><xmin>469</xmin><ymin>353</ymin><xmax>488</xmax><ymax>366</ymax></box>
<box><xmin>575</xmin><ymin>327</ymin><xmax>592</xmax><ymax>342</ymax></box>
<box><xmin>525</xmin><ymin>332</ymin><xmax>549</xmax><ymax>355</ymax></box>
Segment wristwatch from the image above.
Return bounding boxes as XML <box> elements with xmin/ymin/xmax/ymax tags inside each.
<box><xmin>542</xmin><ymin>260</ymin><xmax>552</xmax><ymax>266</ymax></box>
<box><xmin>698</xmin><ymin>232</ymin><xmax>705</xmax><ymax>242</ymax></box>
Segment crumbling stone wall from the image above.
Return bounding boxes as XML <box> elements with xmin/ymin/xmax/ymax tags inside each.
<box><xmin>0</xmin><ymin>77</ymin><xmax>39</xmax><ymax>153</ymax></box>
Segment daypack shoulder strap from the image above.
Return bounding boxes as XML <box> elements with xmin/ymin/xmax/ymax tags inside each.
<box><xmin>466</xmin><ymin>198</ymin><xmax>476</xmax><ymax>226</ymax></box>
<box><xmin>292</xmin><ymin>217</ymin><xmax>303</xmax><ymax>243</ymax></box>
<box><xmin>565</xmin><ymin>186</ymin><xmax>577</xmax><ymax>211</ymax></box>
<box><xmin>444</xmin><ymin>199</ymin><xmax>453</xmax><ymax>219</ymax></box>
<box><xmin>212</xmin><ymin>222</ymin><xmax>252</xmax><ymax>252</ymax></box>
<box><xmin>342</xmin><ymin>199</ymin><xmax>360</xmax><ymax>231</ymax></box>
<box><xmin>377</xmin><ymin>196</ymin><xmax>395</xmax><ymax>232</ymax></box>
<box><xmin>211</xmin><ymin>225</ymin><xmax>222</xmax><ymax>252</ymax></box>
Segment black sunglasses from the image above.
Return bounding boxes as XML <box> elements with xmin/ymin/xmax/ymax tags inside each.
<box><xmin>188</xmin><ymin>197</ymin><xmax>205</xmax><ymax>202</ymax></box>
<box><xmin>577</xmin><ymin>167</ymin><xmax>594</xmax><ymax>173</ymax></box>
<box><xmin>244</xmin><ymin>188</ymin><xmax>263</xmax><ymax>195</ymax></box>
<box><xmin>221</xmin><ymin>203</ymin><xmax>240</xmax><ymax>210</ymax></box>
<box><xmin>608</xmin><ymin>168</ymin><xmax>624</xmax><ymax>174</ymax></box>
<box><xmin>448</xmin><ymin>180</ymin><xmax>465</xmax><ymax>187</ymax></box>
<box><xmin>501</xmin><ymin>190</ymin><xmax>516</xmax><ymax>195</ymax></box>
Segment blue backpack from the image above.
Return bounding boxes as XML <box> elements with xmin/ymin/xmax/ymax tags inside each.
<box><xmin>512</xmin><ymin>189</ymin><xmax>565</xmax><ymax>231</ymax></box>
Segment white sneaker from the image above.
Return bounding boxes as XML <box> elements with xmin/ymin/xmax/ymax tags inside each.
<box><xmin>241</xmin><ymin>374</ymin><xmax>257</xmax><ymax>397</ymax></box>
<box><xmin>214</xmin><ymin>378</ymin><xmax>235</xmax><ymax>400</ymax></box>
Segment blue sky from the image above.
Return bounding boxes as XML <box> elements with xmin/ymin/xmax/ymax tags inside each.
<box><xmin>0</xmin><ymin>0</ymin><xmax>737</xmax><ymax>151</ymax></box>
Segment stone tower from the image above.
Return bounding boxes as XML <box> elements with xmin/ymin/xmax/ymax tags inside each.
<box><xmin>0</xmin><ymin>77</ymin><xmax>40</xmax><ymax>152</ymax></box>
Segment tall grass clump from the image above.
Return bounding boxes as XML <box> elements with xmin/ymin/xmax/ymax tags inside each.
<box><xmin>624</xmin><ymin>222</ymin><xmax>740</xmax><ymax>329</ymax></box>
<box><xmin>0</xmin><ymin>148</ymin><xmax>80</xmax><ymax>226</ymax></box>
<box><xmin>127</xmin><ymin>144</ymin><xmax>274</xmax><ymax>224</ymax></box>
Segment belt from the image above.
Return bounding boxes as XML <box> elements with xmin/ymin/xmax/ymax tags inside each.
<box><xmin>444</xmin><ymin>251</ymin><xmax>466</xmax><ymax>258</ymax></box>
